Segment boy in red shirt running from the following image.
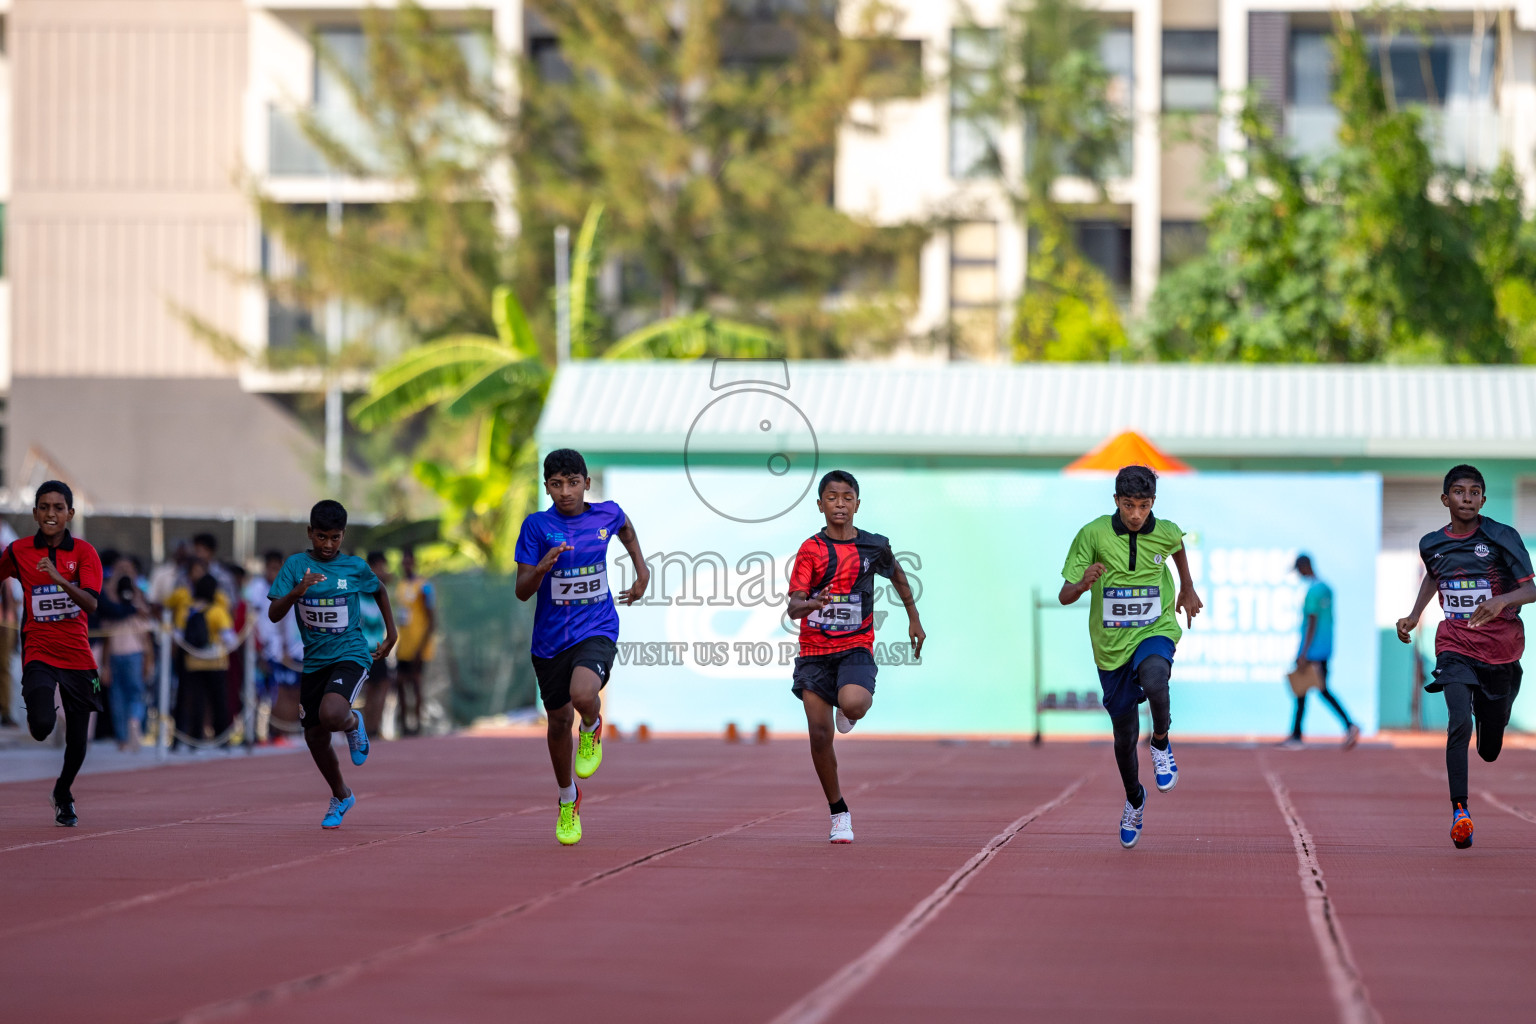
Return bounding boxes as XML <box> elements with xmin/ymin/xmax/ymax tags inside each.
<box><xmin>0</xmin><ymin>481</ymin><xmax>104</xmax><ymax>826</ymax></box>
<box><xmin>786</xmin><ymin>471</ymin><xmax>925</xmax><ymax>844</ymax></box>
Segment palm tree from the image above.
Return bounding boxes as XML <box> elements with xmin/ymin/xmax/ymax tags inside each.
<box><xmin>350</xmin><ymin>203</ymin><xmax>781</xmax><ymax>569</ymax></box>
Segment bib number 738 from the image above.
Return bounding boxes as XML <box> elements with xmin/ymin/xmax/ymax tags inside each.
<box><xmin>552</xmin><ymin>565</ymin><xmax>610</xmax><ymax>605</ymax></box>
<box><xmin>1103</xmin><ymin>586</ymin><xmax>1161</xmax><ymax>628</ymax></box>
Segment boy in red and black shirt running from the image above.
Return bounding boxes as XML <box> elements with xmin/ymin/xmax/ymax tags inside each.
<box><xmin>1397</xmin><ymin>464</ymin><xmax>1536</xmax><ymax>849</ymax></box>
<box><xmin>0</xmin><ymin>481</ymin><xmax>104</xmax><ymax>826</ymax></box>
<box><xmin>786</xmin><ymin>470</ymin><xmax>925</xmax><ymax>844</ymax></box>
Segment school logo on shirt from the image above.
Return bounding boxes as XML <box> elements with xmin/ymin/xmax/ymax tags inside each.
<box><xmin>598</xmin><ymin>529</ymin><xmax>608</xmax><ymax>540</ymax></box>
<box><xmin>1475</xmin><ymin>543</ymin><xmax>1490</xmax><ymax>558</ymax></box>
<box><xmin>1153</xmin><ymin>554</ymin><xmax>1165</xmax><ymax>565</ymax></box>
<box><xmin>337</xmin><ymin>578</ymin><xmax>348</xmax><ymax>589</ymax></box>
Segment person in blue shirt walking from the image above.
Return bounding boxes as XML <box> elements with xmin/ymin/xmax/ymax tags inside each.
<box><xmin>1280</xmin><ymin>554</ymin><xmax>1359</xmax><ymax>750</ymax></box>
<box><xmin>516</xmin><ymin>449</ymin><xmax>649</xmax><ymax>846</ymax></box>
<box><xmin>269</xmin><ymin>500</ymin><xmax>398</xmax><ymax>828</ymax></box>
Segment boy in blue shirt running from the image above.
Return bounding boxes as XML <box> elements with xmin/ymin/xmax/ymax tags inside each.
<box><xmin>269</xmin><ymin>500</ymin><xmax>397</xmax><ymax>828</ymax></box>
<box><xmin>516</xmin><ymin>449</ymin><xmax>649</xmax><ymax>845</ymax></box>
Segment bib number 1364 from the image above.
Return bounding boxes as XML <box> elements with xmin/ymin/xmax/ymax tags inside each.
<box><xmin>1103</xmin><ymin>586</ymin><xmax>1161</xmax><ymax>628</ymax></box>
<box><xmin>1441</xmin><ymin>579</ymin><xmax>1493</xmax><ymax>620</ymax></box>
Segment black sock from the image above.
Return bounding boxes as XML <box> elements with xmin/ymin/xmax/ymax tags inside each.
<box><xmin>1131</xmin><ymin>785</ymin><xmax>1146</xmax><ymax>810</ymax></box>
<box><xmin>1150</xmin><ymin>734</ymin><xmax>1169</xmax><ymax>751</ymax></box>
<box><xmin>829</xmin><ymin>797</ymin><xmax>848</xmax><ymax>814</ymax></box>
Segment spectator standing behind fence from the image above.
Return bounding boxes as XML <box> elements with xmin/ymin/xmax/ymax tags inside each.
<box><xmin>360</xmin><ymin>552</ymin><xmax>394</xmax><ymax>738</ymax></box>
<box><xmin>172</xmin><ymin>573</ymin><xmax>237</xmax><ymax>748</ymax></box>
<box><xmin>98</xmin><ymin>556</ymin><xmax>154</xmax><ymax>751</ymax></box>
<box><xmin>393</xmin><ymin>547</ymin><xmax>436</xmax><ymax>737</ymax></box>
<box><xmin>1279</xmin><ymin>554</ymin><xmax>1361</xmax><ymax>750</ymax></box>
<box><xmin>192</xmin><ymin>534</ymin><xmax>236</xmax><ymax>601</ymax></box>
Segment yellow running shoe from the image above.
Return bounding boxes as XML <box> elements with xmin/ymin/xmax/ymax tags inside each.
<box><xmin>574</xmin><ymin>716</ymin><xmax>604</xmax><ymax>779</ymax></box>
<box><xmin>557</xmin><ymin>787</ymin><xmax>582</xmax><ymax>846</ymax></box>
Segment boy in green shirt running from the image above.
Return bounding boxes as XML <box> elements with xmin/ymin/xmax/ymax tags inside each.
<box><xmin>1060</xmin><ymin>466</ymin><xmax>1202</xmax><ymax>849</ymax></box>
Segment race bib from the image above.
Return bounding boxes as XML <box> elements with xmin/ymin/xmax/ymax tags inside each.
<box><xmin>30</xmin><ymin>584</ymin><xmax>80</xmax><ymax>622</ymax></box>
<box><xmin>298</xmin><ymin>596</ymin><xmax>350</xmax><ymax>634</ymax></box>
<box><xmin>552</xmin><ymin>564</ymin><xmax>610</xmax><ymax>605</ymax></box>
<box><xmin>1103</xmin><ymin>586</ymin><xmax>1161</xmax><ymax>628</ymax></box>
<box><xmin>809</xmin><ymin>593</ymin><xmax>863</xmax><ymax>632</ymax></box>
<box><xmin>1441</xmin><ymin>579</ymin><xmax>1494</xmax><ymax>620</ymax></box>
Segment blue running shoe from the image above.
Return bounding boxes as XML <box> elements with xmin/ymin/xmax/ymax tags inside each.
<box><xmin>346</xmin><ymin>716</ymin><xmax>369</xmax><ymax>767</ymax></box>
<box><xmin>1119</xmin><ymin>789</ymin><xmax>1145</xmax><ymax>849</ymax></box>
<box><xmin>1151</xmin><ymin>740</ymin><xmax>1178</xmax><ymax>792</ymax></box>
<box><xmin>1450</xmin><ymin>803</ymin><xmax>1474</xmax><ymax>849</ymax></box>
<box><xmin>322</xmin><ymin>791</ymin><xmax>356</xmax><ymax>829</ymax></box>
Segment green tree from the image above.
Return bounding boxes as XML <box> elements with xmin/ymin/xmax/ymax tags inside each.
<box><xmin>1146</xmin><ymin>18</ymin><xmax>1530</xmax><ymax>363</ymax></box>
<box><xmin>955</xmin><ymin>0</ymin><xmax>1131</xmax><ymax>360</ymax></box>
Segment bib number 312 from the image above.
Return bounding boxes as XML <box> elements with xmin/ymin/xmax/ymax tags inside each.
<box><xmin>1103</xmin><ymin>586</ymin><xmax>1161</xmax><ymax>628</ymax></box>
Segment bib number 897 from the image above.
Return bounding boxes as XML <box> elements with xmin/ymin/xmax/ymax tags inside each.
<box><xmin>1111</xmin><ymin>601</ymin><xmax>1155</xmax><ymax>618</ymax></box>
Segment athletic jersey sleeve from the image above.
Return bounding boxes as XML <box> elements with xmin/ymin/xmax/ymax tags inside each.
<box><xmin>1302</xmin><ymin>583</ymin><xmax>1330</xmax><ymax>618</ymax></box>
<box><xmin>1062</xmin><ymin>522</ymin><xmax>1097</xmax><ymax>583</ymax></box>
<box><xmin>514</xmin><ymin>516</ymin><xmax>543</xmax><ymax>567</ymax></box>
<box><xmin>77</xmin><ymin>543</ymin><xmax>104</xmax><ymax>596</ymax></box>
<box><xmin>269</xmin><ymin>555</ymin><xmax>301</xmax><ymax>602</ymax></box>
<box><xmin>789</xmin><ymin>538</ymin><xmax>824</xmax><ymax>595</ymax></box>
<box><xmin>872</xmin><ymin>536</ymin><xmax>897</xmax><ymax>580</ymax></box>
<box><xmin>1418</xmin><ymin>531</ymin><xmax>1439</xmax><ymax>580</ymax></box>
<box><xmin>1491</xmin><ymin>522</ymin><xmax>1535</xmax><ymax>584</ymax></box>
<box><xmin>357</xmin><ymin>563</ymin><xmax>381</xmax><ymax>595</ymax></box>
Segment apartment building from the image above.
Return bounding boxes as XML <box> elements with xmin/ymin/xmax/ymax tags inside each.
<box><xmin>837</xmin><ymin>0</ymin><xmax>1536</xmax><ymax>357</ymax></box>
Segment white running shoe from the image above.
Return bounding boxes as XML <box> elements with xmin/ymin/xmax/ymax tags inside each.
<box><xmin>829</xmin><ymin>810</ymin><xmax>854</xmax><ymax>843</ymax></box>
<box><xmin>1150</xmin><ymin>741</ymin><xmax>1178</xmax><ymax>792</ymax></box>
<box><xmin>835</xmin><ymin>708</ymin><xmax>856</xmax><ymax>734</ymax></box>
<box><xmin>1342</xmin><ymin>724</ymin><xmax>1360</xmax><ymax>751</ymax></box>
<box><xmin>1119</xmin><ymin>796</ymin><xmax>1144</xmax><ymax>849</ymax></box>
<box><xmin>1276</xmin><ymin>737</ymin><xmax>1306</xmax><ymax>750</ymax></box>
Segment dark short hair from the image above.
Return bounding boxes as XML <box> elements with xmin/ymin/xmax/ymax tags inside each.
<box><xmin>35</xmin><ymin>480</ymin><xmax>73</xmax><ymax>509</ymax></box>
<box><xmin>192</xmin><ymin>533</ymin><xmax>218</xmax><ymax>553</ymax></box>
<box><xmin>1294</xmin><ymin>553</ymin><xmax>1313</xmax><ymax>570</ymax></box>
<box><xmin>193</xmin><ymin>573</ymin><xmax>219</xmax><ymax>602</ymax></box>
<box><xmin>1114</xmin><ymin>465</ymin><xmax>1158</xmax><ymax>499</ymax></box>
<box><xmin>818</xmin><ymin>470</ymin><xmax>859</xmax><ymax>498</ymax></box>
<box><xmin>99</xmin><ymin>548</ymin><xmax>122</xmax><ymax>569</ymax></box>
<box><xmin>366</xmin><ymin>550</ymin><xmax>387</xmax><ymax>567</ymax></box>
<box><xmin>263</xmin><ymin>549</ymin><xmax>285</xmax><ymax>565</ymax></box>
<box><xmin>543</xmin><ymin>448</ymin><xmax>588</xmax><ymax>481</ymax></box>
<box><xmin>310</xmin><ymin>500</ymin><xmax>348</xmax><ymax>532</ymax></box>
<box><xmin>1443</xmin><ymin>464</ymin><xmax>1485</xmax><ymax>495</ymax></box>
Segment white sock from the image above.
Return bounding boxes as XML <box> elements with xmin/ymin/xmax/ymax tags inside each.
<box><xmin>579</xmin><ymin>716</ymin><xmax>600</xmax><ymax>733</ymax></box>
<box><xmin>559</xmin><ymin>783</ymin><xmax>577</xmax><ymax>803</ymax></box>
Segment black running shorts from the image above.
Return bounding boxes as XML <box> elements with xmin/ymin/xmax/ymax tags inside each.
<box><xmin>299</xmin><ymin>661</ymin><xmax>370</xmax><ymax>729</ymax></box>
<box><xmin>791</xmin><ymin>647</ymin><xmax>877</xmax><ymax>705</ymax></box>
<box><xmin>531</xmin><ymin>636</ymin><xmax>615</xmax><ymax>711</ymax></box>
<box><xmin>22</xmin><ymin>660</ymin><xmax>102</xmax><ymax>715</ymax></box>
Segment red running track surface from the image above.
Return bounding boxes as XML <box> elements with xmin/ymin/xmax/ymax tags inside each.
<box><xmin>1</xmin><ymin>736</ymin><xmax>1534</xmax><ymax>1023</ymax></box>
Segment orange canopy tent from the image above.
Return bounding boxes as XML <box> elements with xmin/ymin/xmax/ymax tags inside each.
<box><xmin>1064</xmin><ymin>430</ymin><xmax>1192</xmax><ymax>474</ymax></box>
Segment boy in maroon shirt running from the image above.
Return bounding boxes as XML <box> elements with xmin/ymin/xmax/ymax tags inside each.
<box><xmin>0</xmin><ymin>481</ymin><xmax>104</xmax><ymax>826</ymax></box>
<box><xmin>786</xmin><ymin>471</ymin><xmax>925</xmax><ymax>844</ymax></box>
<box><xmin>1397</xmin><ymin>464</ymin><xmax>1536</xmax><ymax>849</ymax></box>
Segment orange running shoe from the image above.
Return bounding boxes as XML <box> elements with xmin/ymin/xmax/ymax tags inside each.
<box><xmin>1450</xmin><ymin>803</ymin><xmax>1474</xmax><ymax>849</ymax></box>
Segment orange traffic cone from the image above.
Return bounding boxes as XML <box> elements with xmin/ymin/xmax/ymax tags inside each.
<box><xmin>725</xmin><ymin>722</ymin><xmax>741</xmax><ymax>743</ymax></box>
<box><xmin>604</xmin><ymin>722</ymin><xmax>620</xmax><ymax>741</ymax></box>
<box><xmin>636</xmin><ymin>723</ymin><xmax>651</xmax><ymax>742</ymax></box>
<box><xmin>755</xmin><ymin>723</ymin><xmax>770</xmax><ymax>744</ymax></box>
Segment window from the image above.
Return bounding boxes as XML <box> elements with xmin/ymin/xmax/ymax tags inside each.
<box><xmin>529</xmin><ymin>37</ymin><xmax>573</xmax><ymax>83</ymax></box>
<box><xmin>950</xmin><ymin>222</ymin><xmax>1000</xmax><ymax>356</ymax></box>
<box><xmin>950</xmin><ymin>29</ymin><xmax>1001</xmax><ymax>179</ymax></box>
<box><xmin>1288</xmin><ymin>28</ymin><xmax>1498</xmax><ymax>167</ymax></box>
<box><xmin>1163</xmin><ymin>30</ymin><xmax>1218</xmax><ymax>111</ymax></box>
<box><xmin>1100</xmin><ymin>27</ymin><xmax>1135</xmax><ymax>174</ymax></box>
<box><xmin>1074</xmin><ymin>220</ymin><xmax>1132</xmax><ymax>300</ymax></box>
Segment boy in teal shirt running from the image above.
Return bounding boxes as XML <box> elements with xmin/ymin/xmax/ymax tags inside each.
<box><xmin>1060</xmin><ymin>466</ymin><xmax>1202</xmax><ymax>849</ymax></box>
<box><xmin>269</xmin><ymin>501</ymin><xmax>397</xmax><ymax>828</ymax></box>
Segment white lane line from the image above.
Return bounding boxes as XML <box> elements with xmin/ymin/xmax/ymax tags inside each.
<box><xmin>766</xmin><ymin>772</ymin><xmax>1090</xmax><ymax>1024</ymax></box>
<box><xmin>1263</xmin><ymin>771</ymin><xmax>1380</xmax><ymax>1024</ymax></box>
<box><xmin>1479</xmin><ymin>789</ymin><xmax>1536</xmax><ymax>826</ymax></box>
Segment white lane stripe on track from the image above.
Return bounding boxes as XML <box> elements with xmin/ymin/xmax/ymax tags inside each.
<box><xmin>1263</xmin><ymin>770</ymin><xmax>1380</xmax><ymax>1024</ymax></box>
<box><xmin>765</xmin><ymin>772</ymin><xmax>1090</xmax><ymax>1024</ymax></box>
<box><xmin>1479</xmin><ymin>789</ymin><xmax>1536</xmax><ymax>826</ymax></box>
<box><xmin>168</xmin><ymin>752</ymin><xmax>956</xmax><ymax>1023</ymax></box>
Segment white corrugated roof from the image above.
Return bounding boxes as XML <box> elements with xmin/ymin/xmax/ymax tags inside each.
<box><xmin>537</xmin><ymin>361</ymin><xmax>1536</xmax><ymax>458</ymax></box>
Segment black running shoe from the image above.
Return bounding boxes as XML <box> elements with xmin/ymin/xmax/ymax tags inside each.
<box><xmin>51</xmin><ymin>795</ymin><xmax>77</xmax><ymax>827</ymax></box>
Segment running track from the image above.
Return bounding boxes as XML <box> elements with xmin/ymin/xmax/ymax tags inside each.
<box><xmin>1</xmin><ymin>736</ymin><xmax>1533</xmax><ymax>1023</ymax></box>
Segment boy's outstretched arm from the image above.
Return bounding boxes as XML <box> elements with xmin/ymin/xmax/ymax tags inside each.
<box><xmin>1396</xmin><ymin>573</ymin><xmax>1439</xmax><ymax>643</ymax></box>
<box><xmin>1059</xmin><ymin>563</ymin><xmax>1105</xmax><ymax>605</ymax></box>
<box><xmin>615</xmin><ymin>519</ymin><xmax>650</xmax><ymax>606</ymax></box>
<box><xmin>1173</xmin><ymin>545</ymin><xmax>1202</xmax><ymax>627</ymax></box>
<box><xmin>890</xmin><ymin>562</ymin><xmax>925</xmax><ymax>659</ymax></box>
<box><xmin>515</xmin><ymin>543</ymin><xmax>572</xmax><ymax>602</ymax></box>
<box><xmin>371</xmin><ymin>587</ymin><xmax>398</xmax><ymax>660</ymax></box>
